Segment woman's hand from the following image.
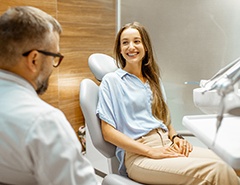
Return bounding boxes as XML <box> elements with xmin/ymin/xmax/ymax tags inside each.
<box><xmin>167</xmin><ymin>124</ymin><xmax>193</xmax><ymax>157</ymax></box>
<box><xmin>147</xmin><ymin>145</ymin><xmax>185</xmax><ymax>159</ymax></box>
<box><xmin>172</xmin><ymin>137</ymin><xmax>193</xmax><ymax>157</ymax></box>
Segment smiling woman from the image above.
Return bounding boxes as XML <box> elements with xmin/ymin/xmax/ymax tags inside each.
<box><xmin>120</xmin><ymin>27</ymin><xmax>146</xmax><ymax>77</ymax></box>
<box><xmin>96</xmin><ymin>21</ymin><xmax>240</xmax><ymax>185</ymax></box>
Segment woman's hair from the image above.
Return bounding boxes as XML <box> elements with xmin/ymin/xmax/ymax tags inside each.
<box><xmin>114</xmin><ymin>22</ymin><xmax>171</xmax><ymax>126</ymax></box>
<box><xmin>0</xmin><ymin>6</ymin><xmax>62</xmax><ymax>67</ymax></box>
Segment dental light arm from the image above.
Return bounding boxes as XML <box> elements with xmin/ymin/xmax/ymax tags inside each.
<box><xmin>198</xmin><ymin>57</ymin><xmax>240</xmax><ymax>146</ymax></box>
<box><xmin>211</xmin><ymin>63</ymin><xmax>240</xmax><ymax>96</ymax></box>
<box><xmin>201</xmin><ymin>57</ymin><xmax>240</xmax><ymax>91</ymax></box>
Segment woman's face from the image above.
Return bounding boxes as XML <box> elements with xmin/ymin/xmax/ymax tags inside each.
<box><xmin>120</xmin><ymin>28</ymin><xmax>145</xmax><ymax>65</ymax></box>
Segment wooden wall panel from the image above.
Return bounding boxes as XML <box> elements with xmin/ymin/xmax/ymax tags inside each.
<box><xmin>57</xmin><ymin>0</ymin><xmax>116</xmax><ymax>132</ymax></box>
<box><xmin>0</xmin><ymin>1</ymin><xmax>57</xmax><ymax>18</ymax></box>
<box><xmin>0</xmin><ymin>0</ymin><xmax>116</xmax><ymax>133</ymax></box>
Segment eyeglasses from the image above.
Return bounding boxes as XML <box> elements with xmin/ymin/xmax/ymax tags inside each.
<box><xmin>22</xmin><ymin>49</ymin><xmax>64</xmax><ymax>67</ymax></box>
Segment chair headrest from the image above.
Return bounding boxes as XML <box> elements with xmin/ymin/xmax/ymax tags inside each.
<box><xmin>88</xmin><ymin>53</ymin><xmax>118</xmax><ymax>81</ymax></box>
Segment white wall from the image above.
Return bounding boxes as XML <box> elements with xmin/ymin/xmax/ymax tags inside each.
<box><xmin>120</xmin><ymin>0</ymin><xmax>240</xmax><ymax>130</ymax></box>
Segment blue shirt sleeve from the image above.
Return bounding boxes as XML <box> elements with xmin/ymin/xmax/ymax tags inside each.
<box><xmin>96</xmin><ymin>75</ymin><xmax>117</xmax><ymax>129</ymax></box>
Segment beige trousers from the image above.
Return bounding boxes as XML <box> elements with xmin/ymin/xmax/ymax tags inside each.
<box><xmin>125</xmin><ymin>128</ymin><xmax>240</xmax><ymax>185</ymax></box>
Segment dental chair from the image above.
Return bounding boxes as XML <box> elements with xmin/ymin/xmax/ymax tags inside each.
<box><xmin>79</xmin><ymin>53</ymin><xmax>195</xmax><ymax>185</ymax></box>
<box><xmin>80</xmin><ymin>53</ymin><xmax>142</xmax><ymax>185</ymax></box>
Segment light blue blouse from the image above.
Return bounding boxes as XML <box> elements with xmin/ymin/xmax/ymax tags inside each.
<box><xmin>96</xmin><ymin>68</ymin><xmax>168</xmax><ymax>176</ymax></box>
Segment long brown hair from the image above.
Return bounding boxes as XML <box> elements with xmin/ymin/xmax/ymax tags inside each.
<box><xmin>114</xmin><ymin>22</ymin><xmax>171</xmax><ymax>126</ymax></box>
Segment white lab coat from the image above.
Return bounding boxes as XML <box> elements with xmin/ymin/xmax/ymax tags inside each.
<box><xmin>0</xmin><ymin>69</ymin><xmax>98</xmax><ymax>185</ymax></box>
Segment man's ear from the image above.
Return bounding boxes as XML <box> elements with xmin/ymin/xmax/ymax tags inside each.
<box><xmin>25</xmin><ymin>50</ymin><xmax>40</xmax><ymax>72</ymax></box>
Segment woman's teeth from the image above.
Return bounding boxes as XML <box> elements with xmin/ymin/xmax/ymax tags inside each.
<box><xmin>128</xmin><ymin>53</ymin><xmax>137</xmax><ymax>56</ymax></box>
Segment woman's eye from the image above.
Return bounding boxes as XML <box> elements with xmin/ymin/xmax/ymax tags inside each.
<box><xmin>135</xmin><ymin>40</ymin><xmax>141</xmax><ymax>44</ymax></box>
<box><xmin>122</xmin><ymin>41</ymin><xmax>128</xmax><ymax>45</ymax></box>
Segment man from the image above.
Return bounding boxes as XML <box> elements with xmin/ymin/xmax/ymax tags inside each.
<box><xmin>0</xmin><ymin>6</ymin><xmax>98</xmax><ymax>185</ymax></box>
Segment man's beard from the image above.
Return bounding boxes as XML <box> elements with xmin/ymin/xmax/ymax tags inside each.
<box><xmin>36</xmin><ymin>76</ymin><xmax>49</xmax><ymax>95</ymax></box>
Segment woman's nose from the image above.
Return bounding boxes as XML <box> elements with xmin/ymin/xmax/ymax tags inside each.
<box><xmin>128</xmin><ymin>42</ymin><xmax>135</xmax><ymax>49</ymax></box>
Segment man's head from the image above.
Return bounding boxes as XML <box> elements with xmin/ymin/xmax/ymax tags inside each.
<box><xmin>0</xmin><ymin>6</ymin><xmax>63</xmax><ymax>94</ymax></box>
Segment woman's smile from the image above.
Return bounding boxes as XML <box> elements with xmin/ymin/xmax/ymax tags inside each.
<box><xmin>120</xmin><ymin>28</ymin><xmax>145</xmax><ymax>64</ymax></box>
<box><xmin>127</xmin><ymin>52</ymin><xmax>139</xmax><ymax>57</ymax></box>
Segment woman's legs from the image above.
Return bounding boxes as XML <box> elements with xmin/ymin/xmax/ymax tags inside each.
<box><xmin>125</xmin><ymin>129</ymin><xmax>239</xmax><ymax>185</ymax></box>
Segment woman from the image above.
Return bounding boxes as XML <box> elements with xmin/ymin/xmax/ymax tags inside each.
<box><xmin>96</xmin><ymin>22</ymin><xmax>239</xmax><ymax>184</ymax></box>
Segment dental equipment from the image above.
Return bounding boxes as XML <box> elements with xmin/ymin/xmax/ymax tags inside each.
<box><xmin>201</xmin><ymin>57</ymin><xmax>240</xmax><ymax>91</ymax></box>
<box><xmin>195</xmin><ymin>57</ymin><xmax>240</xmax><ymax>145</ymax></box>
